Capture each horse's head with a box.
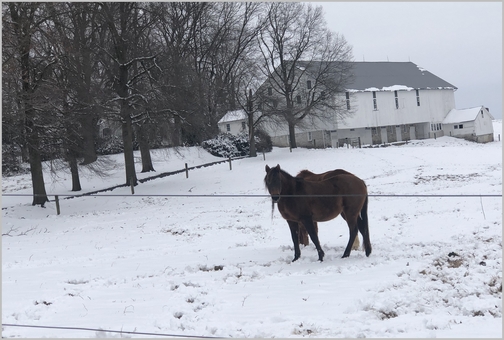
[264,164,282,203]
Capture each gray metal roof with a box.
[345,61,457,91]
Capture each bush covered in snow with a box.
[202,133,249,158]
[202,130,272,158]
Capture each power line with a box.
[1,323,224,339]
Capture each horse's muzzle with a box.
[271,195,280,203]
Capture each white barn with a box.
[443,106,495,143]
[258,61,494,147]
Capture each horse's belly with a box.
[311,203,342,222]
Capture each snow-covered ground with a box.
[2,122,502,338]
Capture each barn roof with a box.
[296,61,457,92]
[346,62,457,92]
[443,106,493,124]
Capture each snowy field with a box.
[2,122,502,338]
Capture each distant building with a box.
[256,61,495,147]
[443,106,495,143]
[217,109,248,135]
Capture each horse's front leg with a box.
[287,221,301,262]
[301,218,325,262]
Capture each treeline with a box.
[2,2,353,206]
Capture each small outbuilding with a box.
[442,106,494,143]
[217,109,247,135]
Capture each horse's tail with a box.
[358,195,372,256]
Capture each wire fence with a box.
[1,323,224,338]
[2,193,502,198]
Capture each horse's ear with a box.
[265,165,270,172]
[275,164,280,170]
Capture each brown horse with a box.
[296,169,361,251]
[265,164,371,262]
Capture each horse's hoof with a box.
[292,256,300,262]
[341,253,350,258]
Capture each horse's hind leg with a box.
[357,196,372,257]
[287,221,302,262]
[298,223,310,246]
[300,218,325,262]
[342,220,359,258]
[298,222,319,246]
[341,211,360,250]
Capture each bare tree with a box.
[46,2,108,190]
[5,3,56,206]
[98,2,160,185]
[258,3,354,148]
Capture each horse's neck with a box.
[280,170,298,194]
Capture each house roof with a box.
[442,106,493,124]
[346,62,457,92]
[218,109,247,124]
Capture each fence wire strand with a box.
[2,193,502,199]
[1,323,224,338]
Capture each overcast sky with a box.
[314,1,502,119]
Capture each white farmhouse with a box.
[217,109,248,135]
[259,61,494,147]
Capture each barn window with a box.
[296,95,302,104]
[307,80,312,89]
[481,110,484,118]
[346,92,351,110]
[372,91,378,110]
[454,125,458,129]
[459,124,463,129]
[394,91,399,109]
[226,124,230,132]
[308,132,313,141]
[416,89,420,106]
[320,91,326,100]
[242,122,246,130]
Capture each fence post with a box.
[55,195,60,215]
[130,178,135,194]
[263,151,265,161]
[358,137,361,148]
[185,163,189,178]
[346,138,349,149]
[228,157,232,170]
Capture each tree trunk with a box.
[248,114,256,157]
[137,123,155,173]
[122,113,138,186]
[288,122,297,149]
[26,104,49,205]
[79,113,98,165]
[27,131,49,206]
[68,152,82,191]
